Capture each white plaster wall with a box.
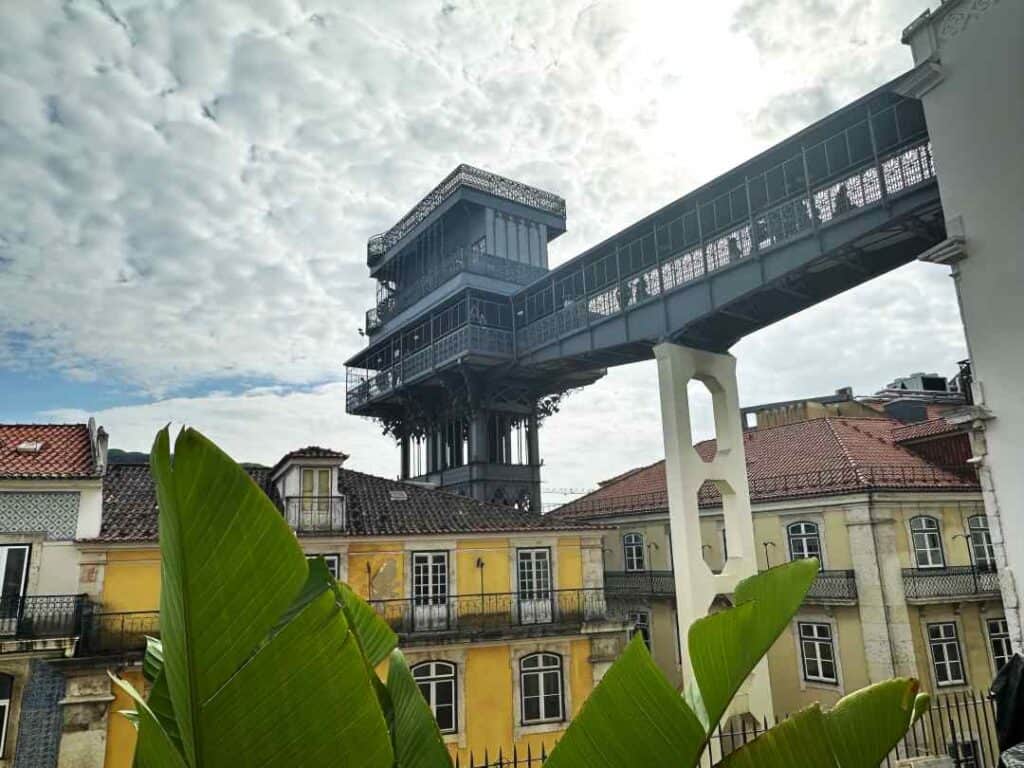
[905,0,1024,648]
[72,483,103,541]
[35,543,82,595]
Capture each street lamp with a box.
[762,541,777,569]
[953,532,979,594]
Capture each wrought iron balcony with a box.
[901,565,1000,603]
[284,496,347,534]
[604,570,676,597]
[366,248,549,336]
[0,594,87,642]
[367,165,566,264]
[805,570,858,604]
[369,588,608,641]
[78,610,160,656]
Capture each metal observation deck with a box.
[346,79,943,415]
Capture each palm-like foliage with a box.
[117,427,927,767]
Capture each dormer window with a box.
[301,468,332,499]
[14,441,44,454]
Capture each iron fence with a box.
[902,566,1001,602]
[369,589,609,639]
[284,496,348,534]
[460,692,1000,767]
[0,594,86,640]
[805,569,858,603]
[79,610,160,656]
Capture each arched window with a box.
[787,522,822,566]
[967,515,995,571]
[623,533,645,572]
[520,653,564,724]
[0,674,11,755]
[910,516,945,569]
[412,661,457,733]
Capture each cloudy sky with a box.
[0,0,963,504]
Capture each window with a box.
[520,653,563,724]
[0,674,9,756]
[305,554,340,580]
[911,516,945,569]
[517,549,553,625]
[988,618,1013,672]
[788,522,822,566]
[412,552,449,631]
[0,545,30,636]
[948,739,979,768]
[628,611,651,651]
[623,533,645,572]
[928,622,966,686]
[798,622,838,684]
[967,515,995,571]
[412,661,457,734]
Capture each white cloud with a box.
[7,0,967,496]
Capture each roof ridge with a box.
[821,418,867,485]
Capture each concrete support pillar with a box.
[653,342,773,721]
[527,410,540,467]
[399,436,410,479]
[469,411,489,465]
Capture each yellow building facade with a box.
[81,448,625,766]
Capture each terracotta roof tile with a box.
[0,424,97,479]
[891,417,961,442]
[553,417,979,520]
[97,460,597,542]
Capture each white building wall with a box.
[903,0,1024,648]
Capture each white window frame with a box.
[0,544,30,600]
[787,521,823,567]
[411,551,450,631]
[0,673,11,757]
[305,553,340,580]
[967,515,995,571]
[519,652,564,725]
[987,617,1013,673]
[516,547,553,625]
[412,661,457,734]
[927,621,966,687]
[623,533,646,572]
[628,610,652,651]
[798,622,838,685]
[910,516,945,569]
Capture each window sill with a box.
[514,720,566,740]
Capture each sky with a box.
[0,0,965,504]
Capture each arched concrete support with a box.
[653,342,774,722]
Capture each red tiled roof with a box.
[269,446,350,477]
[553,417,979,520]
[0,424,97,479]
[891,417,961,443]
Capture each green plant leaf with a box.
[386,649,453,768]
[110,675,187,768]
[689,559,819,731]
[337,581,398,667]
[545,635,706,768]
[717,678,927,768]
[146,426,393,767]
[142,636,164,685]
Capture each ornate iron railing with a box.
[367,248,549,335]
[805,570,858,603]
[79,610,160,655]
[514,128,936,354]
[902,565,1000,602]
[369,588,608,638]
[368,165,566,263]
[0,594,86,640]
[604,570,675,597]
[284,496,347,534]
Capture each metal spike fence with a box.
[459,691,999,767]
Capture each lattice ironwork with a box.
[284,496,347,534]
[368,166,565,263]
[902,565,1001,602]
[0,594,86,640]
[603,570,675,597]
[369,588,608,639]
[805,570,858,603]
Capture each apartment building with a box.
[79,446,625,766]
[553,396,1007,716]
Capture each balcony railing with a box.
[369,589,608,639]
[805,570,858,604]
[604,570,676,597]
[367,165,566,264]
[0,594,86,641]
[79,610,160,655]
[284,496,347,534]
[902,565,1000,602]
[367,248,549,335]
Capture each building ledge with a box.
[0,636,77,657]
